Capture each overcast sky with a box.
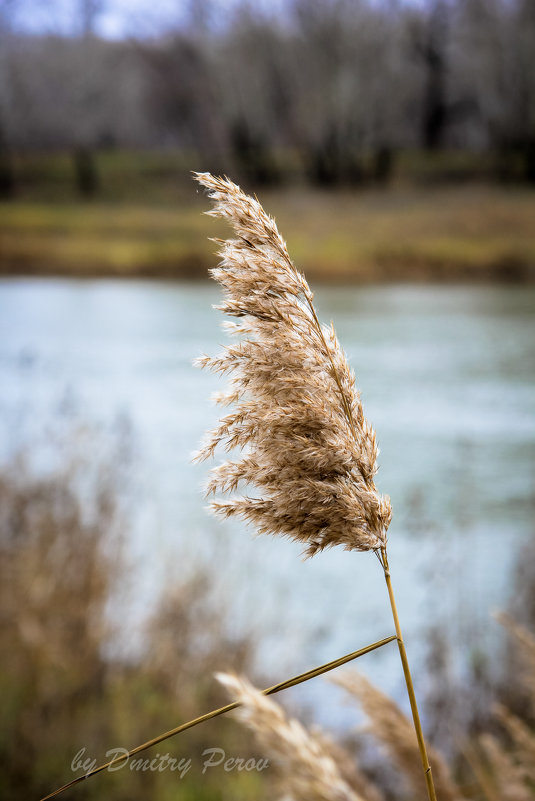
[6,0,427,39]
[5,0,289,38]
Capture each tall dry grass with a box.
[332,672,459,801]
[0,435,269,801]
[218,672,363,801]
[216,614,535,801]
[470,617,535,801]
[192,173,535,801]
[193,171,435,799]
[33,175,535,801]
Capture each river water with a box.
[1,278,534,730]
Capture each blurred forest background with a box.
[1,0,535,279]
[1,2,535,801]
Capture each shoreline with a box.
[1,257,533,283]
[2,184,534,283]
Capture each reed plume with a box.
[474,615,535,798]
[478,735,531,801]
[497,613,535,701]
[217,671,364,801]
[194,172,436,801]
[333,671,459,801]
[193,172,391,556]
[312,728,385,801]
[494,705,535,785]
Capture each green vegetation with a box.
[1,151,534,281]
[1,165,535,281]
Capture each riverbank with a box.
[1,184,534,282]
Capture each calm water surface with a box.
[1,279,534,728]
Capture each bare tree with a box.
[1,0,533,187]
[0,0,18,196]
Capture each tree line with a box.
[1,0,534,196]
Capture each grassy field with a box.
[1,153,535,282]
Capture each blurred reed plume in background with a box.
[0,425,269,801]
[217,672,363,801]
[332,672,458,801]
[2,378,534,801]
[218,613,535,801]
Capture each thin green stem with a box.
[39,634,397,801]
[381,547,437,801]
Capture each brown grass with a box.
[332,671,460,801]
[0,437,267,801]
[218,672,364,801]
[1,184,534,281]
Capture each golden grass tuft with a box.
[217,672,365,801]
[332,671,460,801]
[193,172,391,556]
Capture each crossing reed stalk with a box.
[39,636,396,801]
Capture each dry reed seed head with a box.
[311,728,385,801]
[495,613,535,704]
[216,672,365,801]
[480,734,532,801]
[194,173,391,556]
[332,671,460,801]
[494,703,535,781]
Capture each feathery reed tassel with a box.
[218,672,365,801]
[193,172,391,556]
[332,671,458,801]
[312,729,386,801]
[194,172,437,801]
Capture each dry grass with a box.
[218,672,364,801]
[1,184,534,280]
[0,439,268,801]
[0,201,215,278]
[191,174,535,801]
[312,729,385,801]
[270,185,535,282]
[213,617,535,801]
[5,425,535,801]
[469,617,535,801]
[14,171,535,801]
[332,671,460,801]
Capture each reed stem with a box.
[380,547,437,801]
[39,634,396,801]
